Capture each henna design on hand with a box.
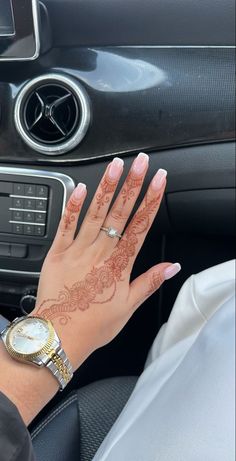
[146,271,163,297]
[96,176,117,211]
[131,271,163,311]
[36,193,161,324]
[121,172,143,206]
[63,195,82,232]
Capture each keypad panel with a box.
[9,183,48,237]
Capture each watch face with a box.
[8,317,50,355]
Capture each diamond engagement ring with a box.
[100,226,122,239]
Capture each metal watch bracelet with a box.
[46,347,74,391]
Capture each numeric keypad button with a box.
[35,226,45,237]
[24,211,35,223]
[25,185,36,196]
[14,183,25,195]
[24,198,36,210]
[12,223,23,234]
[13,198,24,208]
[12,210,23,221]
[36,185,48,198]
[24,225,35,236]
[35,213,46,224]
[35,199,47,211]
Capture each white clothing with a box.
[93,260,235,461]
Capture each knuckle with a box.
[110,208,129,224]
[86,209,103,224]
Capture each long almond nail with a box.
[132,152,149,176]
[108,157,124,180]
[152,169,167,190]
[164,263,181,280]
[74,183,87,200]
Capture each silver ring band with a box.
[100,226,122,239]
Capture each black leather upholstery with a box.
[31,376,138,461]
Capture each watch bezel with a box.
[5,316,56,361]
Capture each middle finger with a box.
[96,152,149,248]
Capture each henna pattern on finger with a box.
[146,271,163,297]
[132,271,163,311]
[36,192,162,324]
[133,271,164,310]
[121,172,143,206]
[62,195,82,233]
[96,175,117,211]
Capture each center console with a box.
[0,167,74,315]
[0,167,74,275]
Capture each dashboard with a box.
[0,0,235,163]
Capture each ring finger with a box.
[76,157,124,247]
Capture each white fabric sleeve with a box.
[93,260,235,461]
[146,259,235,365]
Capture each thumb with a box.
[128,262,181,312]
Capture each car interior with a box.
[0,0,235,460]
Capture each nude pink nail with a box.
[108,157,124,180]
[74,183,86,200]
[164,263,181,280]
[132,152,149,175]
[152,169,167,190]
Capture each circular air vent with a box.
[14,74,90,155]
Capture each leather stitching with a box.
[31,394,78,440]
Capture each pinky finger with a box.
[50,183,87,252]
[128,262,181,312]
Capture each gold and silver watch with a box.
[0,316,73,391]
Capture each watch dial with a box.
[9,318,50,355]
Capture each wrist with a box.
[30,308,92,371]
[0,313,90,425]
[0,341,59,425]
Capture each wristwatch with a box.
[0,316,73,391]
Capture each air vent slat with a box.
[28,113,43,131]
[35,92,45,109]
[14,74,90,156]
[52,92,72,110]
[50,115,68,137]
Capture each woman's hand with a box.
[0,153,181,426]
[33,153,181,369]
